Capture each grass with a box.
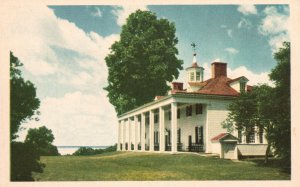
[33,152,290,181]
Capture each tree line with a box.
[10,52,59,181]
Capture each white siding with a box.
[211,142,221,155]
[206,100,232,153]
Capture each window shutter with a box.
[195,126,199,144]
[199,126,203,144]
[186,106,189,116]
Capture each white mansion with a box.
[116,53,267,159]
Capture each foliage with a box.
[104,10,183,115]
[25,126,60,156]
[10,51,40,141]
[33,152,290,181]
[268,42,290,162]
[72,144,117,156]
[222,85,274,162]
[222,42,290,164]
[11,142,45,181]
[10,52,44,181]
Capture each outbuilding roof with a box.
[211,133,239,142]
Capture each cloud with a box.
[91,7,102,18]
[258,6,289,53]
[237,5,258,15]
[237,18,252,29]
[268,33,289,53]
[112,4,148,26]
[5,4,120,146]
[258,6,289,35]
[18,91,118,146]
[227,29,233,38]
[220,25,233,38]
[225,48,239,55]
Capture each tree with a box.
[222,85,274,163]
[25,126,60,156]
[104,10,183,115]
[10,52,44,181]
[10,52,40,141]
[11,142,44,181]
[268,42,290,162]
[222,42,290,164]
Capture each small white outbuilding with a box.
[211,133,239,159]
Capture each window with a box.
[196,72,200,81]
[196,104,203,114]
[168,111,171,120]
[154,114,158,123]
[240,82,246,93]
[190,72,195,81]
[238,130,242,143]
[199,126,203,144]
[195,126,203,144]
[154,131,159,144]
[177,109,180,119]
[246,127,255,143]
[259,127,264,144]
[186,105,192,117]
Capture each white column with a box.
[159,107,165,152]
[117,121,121,151]
[141,113,146,151]
[128,118,132,151]
[134,116,138,151]
[171,102,178,153]
[242,130,246,144]
[263,129,267,144]
[149,110,154,152]
[122,120,126,151]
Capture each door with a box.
[223,143,236,159]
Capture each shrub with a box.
[11,142,44,181]
[73,144,117,156]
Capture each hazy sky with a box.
[7,4,289,146]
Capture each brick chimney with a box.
[172,82,183,91]
[211,62,227,78]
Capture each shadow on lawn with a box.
[242,157,291,174]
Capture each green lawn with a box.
[33,152,290,181]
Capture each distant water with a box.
[57,146,109,155]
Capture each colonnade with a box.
[117,103,178,153]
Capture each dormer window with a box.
[240,82,246,93]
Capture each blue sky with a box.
[6,4,289,146]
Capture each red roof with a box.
[211,133,228,142]
[211,133,239,142]
[196,76,239,96]
[188,82,206,87]
[186,62,203,69]
[191,62,199,68]
[172,76,240,97]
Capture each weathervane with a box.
[191,42,197,55]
